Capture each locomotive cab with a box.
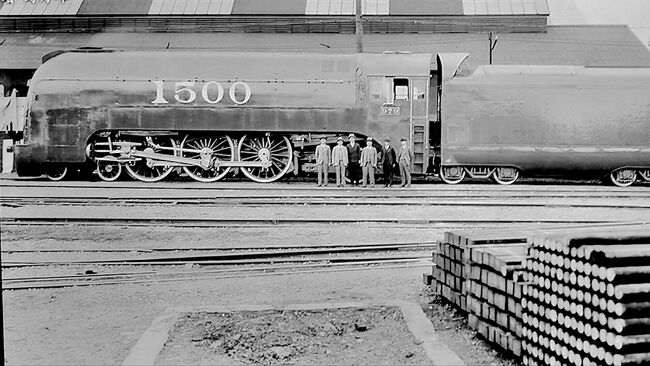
[358,53,432,175]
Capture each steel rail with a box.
[2,197,650,209]
[2,253,431,268]
[0,241,437,254]
[1,259,431,291]
[0,218,620,228]
[2,180,649,191]
[1,244,434,266]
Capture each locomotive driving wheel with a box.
[491,167,520,185]
[45,165,68,181]
[125,136,177,182]
[96,158,122,182]
[440,166,466,184]
[237,134,293,183]
[610,169,637,187]
[181,135,235,182]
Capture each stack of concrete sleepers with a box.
[521,224,650,366]
[466,244,528,357]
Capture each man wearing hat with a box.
[379,137,396,187]
[360,137,378,188]
[346,134,362,186]
[314,137,331,187]
[398,137,414,187]
[331,136,348,187]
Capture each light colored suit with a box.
[398,145,414,186]
[315,143,331,186]
[360,146,377,187]
[331,144,348,186]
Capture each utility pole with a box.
[355,0,363,53]
[489,32,498,65]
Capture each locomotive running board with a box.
[131,151,265,168]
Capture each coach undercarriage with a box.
[78,131,294,183]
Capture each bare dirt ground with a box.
[422,289,518,366]
[2,178,648,365]
[2,267,431,365]
[157,307,430,365]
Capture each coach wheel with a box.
[96,159,122,182]
[610,169,636,187]
[237,134,293,183]
[492,167,520,185]
[125,137,177,182]
[45,165,68,181]
[181,135,234,182]
[440,166,465,184]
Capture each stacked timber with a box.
[521,226,650,366]
[433,228,535,312]
[466,244,528,357]
[432,238,467,310]
[432,228,530,356]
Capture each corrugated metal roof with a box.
[147,0,234,15]
[305,0,388,15]
[0,0,84,16]
[390,0,463,15]
[1,25,647,69]
[0,0,550,15]
[462,0,549,15]
[77,0,153,15]
[232,0,306,15]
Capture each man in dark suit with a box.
[379,137,396,187]
[346,134,362,186]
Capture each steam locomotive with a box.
[14,50,650,186]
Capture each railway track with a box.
[3,179,649,190]
[1,241,436,253]
[2,242,435,267]
[1,261,431,290]
[2,242,434,290]
[2,197,650,209]
[0,217,627,227]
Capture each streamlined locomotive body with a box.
[14,50,650,185]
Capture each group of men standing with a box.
[314,134,414,188]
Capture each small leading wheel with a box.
[181,135,235,182]
[237,134,293,183]
[492,167,520,185]
[45,165,68,181]
[440,166,466,184]
[96,159,122,182]
[610,169,637,187]
[125,137,177,182]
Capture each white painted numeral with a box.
[201,81,224,104]
[229,82,252,105]
[151,80,169,104]
[174,82,197,104]
[152,81,251,105]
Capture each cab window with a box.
[393,78,409,101]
